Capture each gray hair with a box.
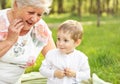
[13,0,52,14]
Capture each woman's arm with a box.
[0,19,24,57]
[0,40,13,57]
[41,36,56,56]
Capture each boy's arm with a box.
[75,57,90,82]
[39,59,55,78]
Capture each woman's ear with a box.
[13,1,18,10]
[75,39,81,47]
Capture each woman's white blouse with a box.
[0,9,51,84]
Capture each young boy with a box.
[39,20,90,84]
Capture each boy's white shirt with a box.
[40,48,90,84]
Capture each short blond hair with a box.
[13,0,52,14]
[58,20,83,41]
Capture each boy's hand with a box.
[64,68,76,78]
[54,69,65,79]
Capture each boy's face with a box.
[56,31,77,54]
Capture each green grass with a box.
[25,14,120,84]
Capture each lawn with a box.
[25,14,120,84]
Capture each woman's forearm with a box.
[41,37,56,56]
[0,40,13,57]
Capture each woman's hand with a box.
[7,19,24,44]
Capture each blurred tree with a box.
[71,0,76,14]
[89,0,93,13]
[0,0,6,9]
[89,0,98,14]
[57,0,64,13]
[113,0,119,14]
[77,0,82,17]
[51,0,56,13]
[106,0,110,15]
[97,0,101,27]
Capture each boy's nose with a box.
[59,41,64,45]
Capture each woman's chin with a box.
[23,25,33,30]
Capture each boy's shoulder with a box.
[74,49,88,59]
[46,48,59,57]
[47,48,58,53]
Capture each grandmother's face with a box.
[14,5,44,30]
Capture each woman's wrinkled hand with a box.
[7,19,24,44]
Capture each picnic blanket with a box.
[21,72,112,84]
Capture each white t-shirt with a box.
[40,49,90,84]
[0,9,51,84]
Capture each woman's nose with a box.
[31,15,39,22]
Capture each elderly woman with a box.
[0,0,55,84]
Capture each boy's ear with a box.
[75,39,81,47]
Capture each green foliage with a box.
[25,54,44,73]
[6,0,12,8]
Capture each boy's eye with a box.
[64,39,68,42]
[57,38,60,41]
